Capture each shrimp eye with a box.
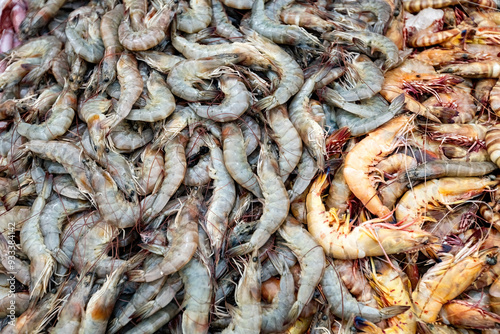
[252,257,258,262]
[393,9,400,16]
[105,147,110,153]
[416,74,421,78]
[94,145,98,152]
[0,88,3,93]
[103,77,109,82]
[322,315,328,321]
[69,77,74,82]
[487,255,497,266]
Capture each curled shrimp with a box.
[344,114,414,218]
[99,4,124,89]
[307,174,439,259]
[65,6,105,63]
[177,0,212,34]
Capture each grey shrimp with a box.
[167,53,244,102]
[53,175,87,200]
[180,254,213,333]
[288,150,318,202]
[177,0,212,34]
[250,0,322,48]
[49,273,94,334]
[0,233,30,286]
[134,275,184,320]
[83,159,140,229]
[135,51,185,74]
[245,29,304,111]
[211,0,245,41]
[222,122,262,197]
[129,191,200,282]
[107,255,168,334]
[267,106,302,182]
[39,197,91,267]
[16,84,77,141]
[143,132,187,220]
[321,261,408,322]
[108,122,154,153]
[227,142,289,257]
[289,64,331,170]
[135,144,165,196]
[189,72,252,122]
[241,115,261,156]
[222,250,262,334]
[261,254,295,333]
[123,301,182,334]
[204,133,236,256]
[279,216,325,323]
[126,71,176,122]
[101,52,143,130]
[19,174,55,305]
[99,4,124,90]
[65,6,105,63]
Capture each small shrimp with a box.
[245,29,304,111]
[143,132,187,220]
[440,300,500,329]
[222,122,262,197]
[83,159,140,229]
[227,142,289,257]
[211,0,245,40]
[412,246,498,323]
[16,84,76,141]
[49,273,94,334]
[241,115,261,156]
[180,255,213,334]
[204,133,236,256]
[399,161,498,182]
[99,4,124,90]
[19,174,55,305]
[396,177,498,226]
[280,4,333,33]
[222,251,262,334]
[412,47,475,66]
[321,261,408,323]
[119,0,176,51]
[129,191,200,282]
[440,60,500,78]
[51,51,70,87]
[307,174,439,259]
[135,51,185,74]
[279,216,325,324]
[344,114,414,218]
[65,6,105,63]
[101,52,143,130]
[189,72,252,122]
[250,0,322,48]
[109,122,154,153]
[126,71,176,122]
[177,0,212,34]
[167,53,243,102]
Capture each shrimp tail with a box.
[127,269,146,282]
[380,305,410,318]
[30,256,56,307]
[139,243,167,255]
[286,302,304,325]
[226,242,253,257]
[134,300,154,320]
[388,93,405,114]
[53,248,72,268]
[254,95,277,111]
[354,316,383,333]
[1,192,19,210]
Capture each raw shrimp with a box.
[279,216,325,324]
[126,71,176,122]
[344,114,414,218]
[177,0,212,34]
[440,60,500,78]
[241,115,261,156]
[222,122,262,197]
[307,174,439,259]
[288,149,317,202]
[321,261,408,322]
[101,52,143,130]
[204,133,236,255]
[227,143,289,257]
[245,28,304,111]
[19,174,55,305]
[129,192,200,282]
[400,161,498,181]
[440,300,500,329]
[211,0,245,40]
[395,177,499,226]
[222,251,262,334]
[0,233,30,286]
[180,255,213,334]
[16,84,76,141]
[83,159,140,229]
[108,122,154,152]
[133,275,183,320]
[65,6,105,63]
[122,302,182,334]
[412,246,499,323]
[99,4,124,90]
[189,72,252,122]
[135,144,164,196]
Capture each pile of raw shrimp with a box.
[5,0,500,332]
